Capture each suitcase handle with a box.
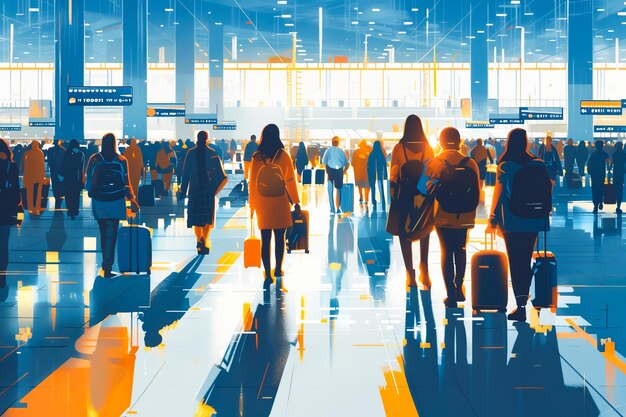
[484,230,496,251]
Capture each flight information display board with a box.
[0,124,21,131]
[489,114,524,125]
[580,100,622,115]
[465,121,494,129]
[519,107,563,120]
[29,118,55,127]
[147,103,186,118]
[213,122,237,131]
[594,126,626,133]
[185,114,218,124]
[68,86,133,106]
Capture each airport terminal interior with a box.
[1,0,626,416]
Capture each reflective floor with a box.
[0,176,625,417]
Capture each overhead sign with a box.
[580,100,622,115]
[594,125,626,133]
[489,114,524,125]
[465,121,494,129]
[519,107,563,120]
[29,118,55,127]
[185,114,218,125]
[213,121,237,131]
[0,124,21,131]
[147,103,186,118]
[68,86,133,106]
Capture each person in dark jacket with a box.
[367,140,388,210]
[0,139,22,287]
[243,135,258,181]
[537,135,563,188]
[575,141,589,178]
[180,131,228,255]
[59,140,85,219]
[48,140,66,209]
[586,141,610,214]
[612,142,626,213]
[563,138,576,178]
[295,141,309,182]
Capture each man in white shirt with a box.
[322,136,349,213]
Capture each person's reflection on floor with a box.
[46,210,67,252]
[358,212,392,303]
[439,309,471,416]
[139,256,204,347]
[199,288,292,417]
[0,286,18,415]
[403,288,440,416]
[327,216,354,318]
[506,323,600,417]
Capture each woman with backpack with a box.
[0,138,23,288]
[59,140,85,219]
[486,128,551,322]
[423,127,480,308]
[386,114,435,289]
[249,124,301,283]
[180,131,228,255]
[86,133,139,278]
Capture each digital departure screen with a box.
[580,100,622,115]
[67,86,133,106]
[519,107,563,120]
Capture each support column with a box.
[470,0,489,121]
[123,0,148,140]
[567,0,593,140]
[55,0,84,141]
[176,0,195,141]
[209,23,224,117]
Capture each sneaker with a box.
[600,203,604,210]
[336,208,342,214]
[507,306,527,322]
[103,270,118,278]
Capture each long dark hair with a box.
[101,132,119,160]
[400,114,428,144]
[499,128,535,164]
[255,124,284,160]
[0,138,13,163]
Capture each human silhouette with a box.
[563,138,576,178]
[387,114,435,289]
[47,139,66,209]
[470,138,494,189]
[367,140,387,209]
[249,124,301,282]
[86,133,139,277]
[612,142,626,213]
[21,140,46,216]
[179,131,228,255]
[294,141,309,182]
[59,140,85,219]
[322,136,349,214]
[123,138,145,196]
[0,139,22,287]
[538,135,563,188]
[242,134,258,180]
[575,140,589,178]
[153,141,177,195]
[352,140,372,205]
[487,128,551,321]
[586,140,610,214]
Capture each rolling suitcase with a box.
[315,169,325,185]
[604,181,616,205]
[138,183,155,207]
[566,172,582,189]
[531,231,558,312]
[287,208,309,253]
[20,181,50,211]
[302,168,312,185]
[117,220,152,275]
[244,218,261,268]
[340,183,355,213]
[471,233,508,312]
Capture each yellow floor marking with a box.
[222,207,249,230]
[564,318,626,375]
[209,252,241,284]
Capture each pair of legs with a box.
[436,227,468,307]
[590,176,605,212]
[193,225,213,254]
[0,225,11,287]
[370,179,386,207]
[357,186,370,203]
[51,175,64,209]
[399,234,430,288]
[326,181,342,212]
[65,185,81,218]
[503,232,538,321]
[98,219,120,277]
[575,159,586,177]
[243,161,251,181]
[24,181,43,215]
[616,179,624,212]
[260,228,286,279]
[162,173,173,193]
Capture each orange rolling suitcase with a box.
[244,217,262,268]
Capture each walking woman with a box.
[86,133,139,278]
[295,141,309,182]
[367,140,388,209]
[0,139,22,288]
[154,141,177,195]
[249,124,301,282]
[487,128,551,322]
[387,114,435,288]
[352,140,372,204]
[180,131,228,255]
[59,140,85,219]
[21,140,46,216]
[575,140,589,178]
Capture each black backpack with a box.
[435,157,479,217]
[509,160,552,218]
[89,153,126,202]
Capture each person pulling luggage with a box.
[322,137,349,214]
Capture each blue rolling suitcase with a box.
[302,168,312,185]
[471,233,508,312]
[315,169,325,185]
[117,221,152,275]
[531,231,557,312]
[340,183,355,213]
[138,183,155,207]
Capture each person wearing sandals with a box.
[180,131,228,255]
[249,124,301,283]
